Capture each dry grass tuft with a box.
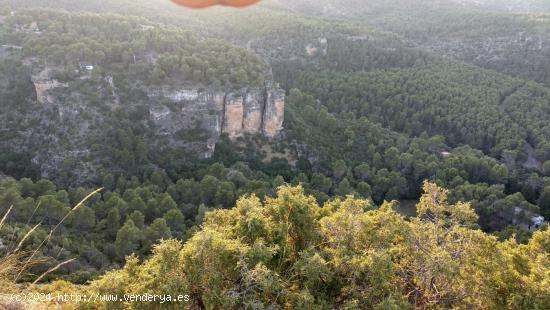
[0,188,103,308]
[15,188,103,281]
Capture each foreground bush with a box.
[91,182,549,309]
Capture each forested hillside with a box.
[279,0,550,88]
[12,0,550,87]
[0,9,272,182]
[0,1,549,308]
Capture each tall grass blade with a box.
[14,222,41,253]
[31,258,76,285]
[0,205,13,231]
[15,188,103,281]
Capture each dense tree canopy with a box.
[1,9,269,88]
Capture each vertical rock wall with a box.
[262,88,285,138]
[221,84,285,139]
[223,93,245,139]
[243,89,264,134]
[145,83,285,157]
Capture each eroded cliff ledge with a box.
[222,83,285,139]
[147,83,285,157]
[24,66,285,182]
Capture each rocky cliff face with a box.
[147,83,285,157]
[222,85,285,139]
[19,67,285,182]
[262,87,285,138]
[31,68,68,104]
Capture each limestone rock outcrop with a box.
[243,89,264,134]
[262,86,285,138]
[24,67,285,182]
[223,92,245,138]
[147,83,285,157]
[221,84,286,139]
[31,68,68,104]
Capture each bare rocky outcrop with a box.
[221,85,286,139]
[147,88,200,101]
[223,92,245,138]
[31,68,68,104]
[24,66,285,181]
[243,89,264,134]
[33,80,68,104]
[147,83,285,157]
[262,86,285,138]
